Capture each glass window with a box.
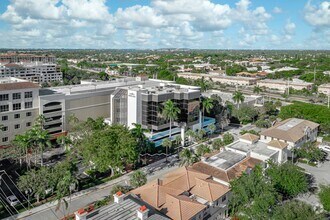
[14,124,20,129]
[13,103,21,111]
[2,137,8,143]
[1,115,8,121]
[25,102,33,109]
[26,122,31,127]
[0,105,9,112]
[1,126,8,131]
[13,93,21,100]
[24,91,33,98]
[14,114,20,119]
[26,112,32,117]
[0,94,9,101]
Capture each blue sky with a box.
[0,0,329,49]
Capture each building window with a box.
[25,91,33,98]
[26,122,31,127]
[2,137,8,143]
[222,195,227,202]
[1,126,8,132]
[13,103,21,111]
[14,114,20,119]
[26,112,32,117]
[0,94,9,101]
[0,105,9,112]
[1,115,8,121]
[25,102,33,109]
[13,93,21,100]
[14,124,20,129]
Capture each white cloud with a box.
[284,20,296,35]
[273,7,282,14]
[304,1,330,27]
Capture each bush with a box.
[130,171,147,188]
[223,133,234,145]
[110,184,132,196]
[212,139,224,150]
[239,129,259,136]
[318,185,330,212]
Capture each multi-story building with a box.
[260,118,319,154]
[0,77,40,145]
[257,79,313,93]
[1,77,207,147]
[178,72,258,86]
[0,62,62,83]
[0,53,56,64]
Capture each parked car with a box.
[319,145,330,152]
[6,195,19,206]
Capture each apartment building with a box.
[0,77,40,145]
[0,62,62,83]
[0,53,56,64]
[260,118,319,152]
[257,79,313,93]
[318,83,330,95]
[178,72,258,86]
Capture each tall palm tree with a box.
[131,123,149,163]
[12,133,31,167]
[201,97,214,128]
[31,127,51,166]
[232,91,245,109]
[162,138,172,162]
[185,129,196,144]
[162,100,181,139]
[253,86,262,94]
[179,148,198,166]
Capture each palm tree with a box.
[131,123,149,163]
[208,124,216,136]
[253,86,262,94]
[179,148,198,166]
[162,138,172,162]
[31,127,51,166]
[162,100,181,139]
[201,97,214,128]
[12,133,31,167]
[232,91,245,109]
[185,129,196,145]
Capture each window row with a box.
[1,112,32,121]
[1,122,32,132]
[0,102,33,112]
[0,91,33,101]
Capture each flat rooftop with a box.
[228,141,277,157]
[86,194,169,220]
[205,150,245,171]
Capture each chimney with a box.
[75,208,88,220]
[137,205,149,220]
[113,191,125,203]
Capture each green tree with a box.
[196,144,211,157]
[30,126,51,166]
[131,123,149,162]
[110,184,131,196]
[318,185,330,212]
[80,124,138,174]
[55,170,78,211]
[56,135,72,151]
[201,97,214,127]
[130,170,147,188]
[229,165,278,219]
[253,86,262,94]
[232,105,258,124]
[266,162,308,198]
[272,200,324,220]
[223,133,234,145]
[294,142,326,162]
[12,133,31,167]
[185,129,196,144]
[212,139,224,150]
[208,124,216,135]
[232,91,245,109]
[162,100,181,139]
[162,138,172,162]
[179,148,198,166]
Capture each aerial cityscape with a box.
[0,0,330,220]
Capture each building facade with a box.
[257,79,313,93]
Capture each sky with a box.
[0,0,329,49]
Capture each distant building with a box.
[0,78,40,145]
[260,118,319,152]
[178,73,258,86]
[257,79,313,92]
[318,84,330,95]
[0,62,62,83]
[0,53,56,64]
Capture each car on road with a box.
[319,145,330,153]
[6,195,19,206]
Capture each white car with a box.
[319,145,330,152]
[6,195,19,207]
